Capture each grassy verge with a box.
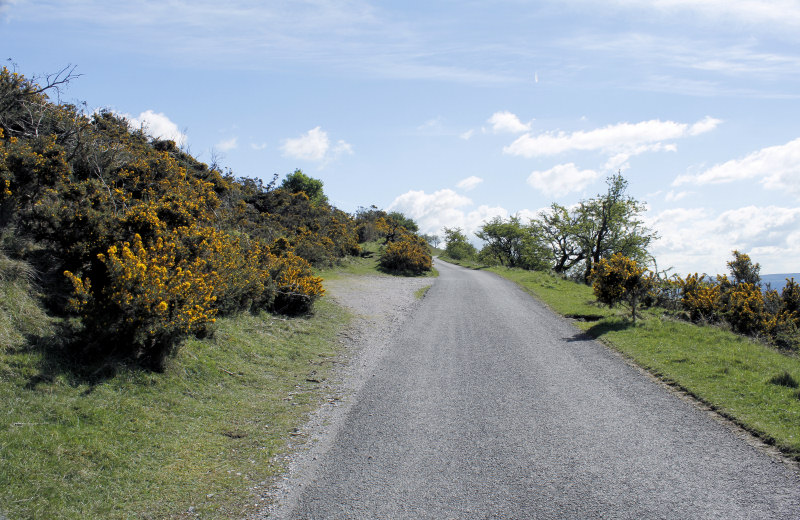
[488,266,800,460]
[320,240,438,280]
[0,297,350,519]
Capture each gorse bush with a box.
[0,66,350,366]
[379,234,432,275]
[590,253,652,322]
[588,250,799,349]
[680,273,721,322]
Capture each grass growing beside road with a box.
[0,299,350,519]
[320,240,438,280]
[2,243,438,519]
[490,266,800,460]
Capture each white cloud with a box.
[456,176,483,191]
[216,136,238,152]
[281,126,353,163]
[387,189,509,238]
[487,111,531,134]
[648,205,800,274]
[250,142,269,150]
[460,129,475,140]
[504,116,720,158]
[128,110,186,145]
[527,163,600,196]
[665,190,692,202]
[674,137,800,198]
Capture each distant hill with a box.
[761,273,800,291]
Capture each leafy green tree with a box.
[576,173,655,282]
[354,205,387,243]
[280,169,327,205]
[530,204,585,274]
[443,227,477,260]
[476,216,527,267]
[387,211,419,233]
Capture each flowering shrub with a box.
[64,230,218,364]
[270,251,324,314]
[783,278,800,315]
[291,228,337,266]
[0,67,353,367]
[672,260,800,349]
[591,253,651,322]
[378,234,432,275]
[724,282,766,335]
[680,273,721,322]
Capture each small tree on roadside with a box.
[591,253,652,323]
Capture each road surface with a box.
[268,259,800,519]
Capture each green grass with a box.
[0,298,351,519]
[490,266,800,459]
[0,241,438,519]
[320,240,438,280]
[414,284,432,300]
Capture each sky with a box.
[1,0,799,276]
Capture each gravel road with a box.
[257,259,800,519]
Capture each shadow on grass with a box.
[376,265,435,277]
[566,318,636,342]
[586,319,636,338]
[15,323,168,392]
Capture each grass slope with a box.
[489,266,800,459]
[1,295,349,519]
[1,244,437,519]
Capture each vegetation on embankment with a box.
[0,65,432,519]
[0,293,350,519]
[488,266,800,460]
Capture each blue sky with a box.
[2,0,799,275]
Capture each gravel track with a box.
[254,260,800,519]
[251,273,432,519]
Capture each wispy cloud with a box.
[216,136,238,152]
[20,0,523,85]
[599,0,800,31]
[281,126,353,164]
[456,176,483,191]
[504,117,719,159]
[674,137,800,198]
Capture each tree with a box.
[387,211,419,233]
[727,250,761,287]
[476,216,525,267]
[280,169,327,205]
[576,173,655,282]
[532,203,585,275]
[380,211,419,244]
[443,227,477,260]
[422,233,441,248]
